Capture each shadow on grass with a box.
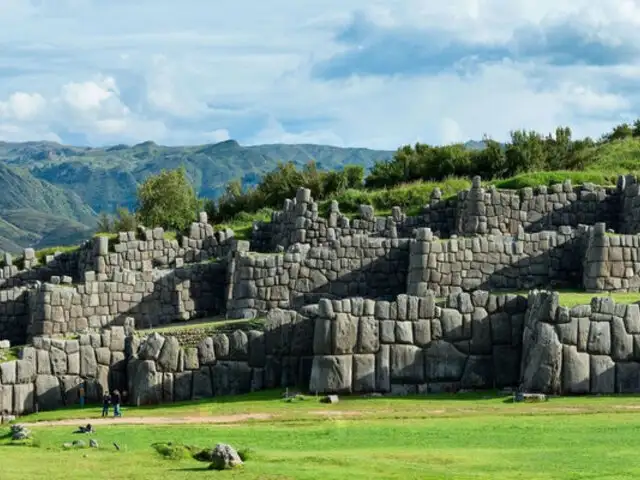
[169,467,210,473]
[20,389,529,423]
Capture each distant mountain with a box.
[0,138,491,253]
[0,162,97,253]
[0,140,395,215]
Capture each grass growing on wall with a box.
[500,289,640,307]
[136,317,266,335]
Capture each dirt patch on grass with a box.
[22,413,275,427]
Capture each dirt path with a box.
[21,410,365,427]
[22,413,275,427]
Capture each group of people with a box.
[102,390,123,417]
[77,383,124,417]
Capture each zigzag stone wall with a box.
[27,262,227,338]
[226,236,409,320]
[252,178,622,254]
[407,227,586,297]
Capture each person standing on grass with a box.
[79,383,85,408]
[101,393,110,417]
[112,390,122,417]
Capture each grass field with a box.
[4,390,640,479]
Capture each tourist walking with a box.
[112,390,122,417]
[101,393,110,417]
[78,383,85,408]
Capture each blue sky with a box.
[0,0,638,149]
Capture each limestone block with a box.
[309,355,353,394]
[157,336,181,372]
[357,317,379,354]
[460,355,493,389]
[333,313,358,355]
[423,341,467,382]
[390,344,424,383]
[375,345,390,392]
[197,337,216,365]
[353,354,376,392]
[590,355,615,394]
[562,345,589,394]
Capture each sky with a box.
[0,0,638,149]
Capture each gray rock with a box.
[460,355,493,389]
[127,359,162,406]
[440,309,464,341]
[616,362,640,393]
[375,345,390,392]
[587,322,611,355]
[212,334,230,359]
[309,355,352,394]
[333,313,358,355]
[561,346,589,394]
[423,341,467,381]
[390,345,424,383]
[353,354,376,392]
[157,336,181,372]
[35,375,63,411]
[611,317,634,361]
[357,317,379,354]
[197,337,216,365]
[229,330,249,360]
[209,443,243,470]
[590,355,615,393]
[139,333,165,361]
[520,320,562,394]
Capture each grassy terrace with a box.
[5,390,640,479]
[135,316,266,336]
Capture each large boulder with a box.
[208,444,243,470]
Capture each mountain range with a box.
[0,139,401,253]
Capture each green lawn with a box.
[497,289,640,307]
[5,391,640,479]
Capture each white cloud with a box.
[0,92,46,120]
[206,129,231,143]
[0,1,638,148]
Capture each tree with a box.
[343,164,365,189]
[136,167,199,231]
[96,212,113,233]
[113,207,137,232]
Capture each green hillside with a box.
[0,139,393,252]
[0,163,97,253]
[0,140,394,214]
[1,126,640,255]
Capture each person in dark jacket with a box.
[112,390,122,417]
[101,394,110,417]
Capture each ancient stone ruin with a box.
[2,175,640,415]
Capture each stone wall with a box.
[309,291,526,394]
[0,326,129,415]
[128,308,313,406]
[457,178,619,236]
[521,290,640,394]
[407,227,586,297]
[252,180,622,255]
[226,235,410,319]
[582,224,640,292]
[82,221,234,277]
[27,261,227,338]
[619,175,640,234]
[0,308,313,415]
[0,287,31,346]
